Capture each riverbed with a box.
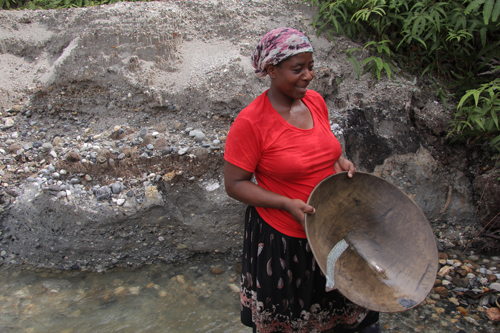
[1,252,499,333]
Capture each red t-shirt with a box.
[224,90,342,238]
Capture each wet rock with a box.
[211,267,224,274]
[228,283,239,293]
[485,307,500,322]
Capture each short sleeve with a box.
[224,116,262,173]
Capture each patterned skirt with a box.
[240,206,379,333]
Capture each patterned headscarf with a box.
[251,27,313,77]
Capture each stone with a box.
[7,144,22,154]
[438,265,454,277]
[52,136,62,146]
[489,282,500,292]
[211,267,224,274]
[139,128,147,137]
[434,286,449,296]
[111,182,123,194]
[94,186,111,201]
[42,143,53,150]
[228,283,240,293]
[485,307,500,322]
[3,118,14,128]
[160,146,172,155]
[438,252,449,260]
[65,152,81,163]
[194,131,206,142]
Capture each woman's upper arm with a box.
[224,161,253,196]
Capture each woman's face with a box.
[268,52,314,101]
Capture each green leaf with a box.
[383,62,392,79]
[484,0,494,24]
[493,1,500,22]
[465,0,486,14]
[480,27,487,47]
[492,109,499,129]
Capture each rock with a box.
[94,186,111,201]
[211,267,224,274]
[457,306,468,316]
[42,143,53,150]
[114,286,126,295]
[139,128,147,138]
[52,136,62,146]
[3,118,14,128]
[65,152,81,163]
[194,131,206,142]
[228,283,240,293]
[468,255,480,261]
[206,183,220,191]
[160,146,172,156]
[111,182,123,194]
[85,174,92,182]
[438,265,454,277]
[485,307,500,322]
[33,141,42,148]
[489,282,500,292]
[175,275,185,284]
[9,104,22,113]
[433,286,449,296]
[7,144,22,154]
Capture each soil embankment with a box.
[0,1,494,272]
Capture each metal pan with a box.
[305,172,438,312]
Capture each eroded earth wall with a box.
[0,1,480,270]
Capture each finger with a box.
[304,205,315,214]
[348,164,356,178]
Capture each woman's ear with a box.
[266,64,277,79]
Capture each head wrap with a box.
[251,27,313,77]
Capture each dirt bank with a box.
[0,1,496,271]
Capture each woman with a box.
[224,27,380,333]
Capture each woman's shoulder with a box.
[304,89,325,103]
[237,92,268,119]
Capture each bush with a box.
[307,0,500,160]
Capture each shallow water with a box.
[0,254,248,333]
[1,252,498,333]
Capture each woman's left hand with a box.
[334,157,356,178]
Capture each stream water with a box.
[0,253,247,333]
[1,252,498,333]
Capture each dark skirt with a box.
[240,206,379,333]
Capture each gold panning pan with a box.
[305,172,438,313]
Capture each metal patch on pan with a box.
[325,239,348,291]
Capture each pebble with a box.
[111,182,123,194]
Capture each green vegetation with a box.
[307,0,500,169]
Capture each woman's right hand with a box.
[283,198,315,229]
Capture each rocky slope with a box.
[0,1,496,272]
